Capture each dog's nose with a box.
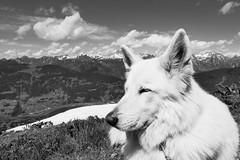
[105,111,118,126]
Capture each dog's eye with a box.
[139,88,152,94]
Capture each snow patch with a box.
[7,103,116,132]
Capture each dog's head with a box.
[106,29,194,131]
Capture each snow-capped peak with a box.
[194,50,225,61]
[56,54,80,60]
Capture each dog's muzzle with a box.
[105,111,118,127]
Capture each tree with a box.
[11,101,23,116]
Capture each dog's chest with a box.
[124,148,167,160]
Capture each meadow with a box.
[0,88,239,160]
[0,117,123,160]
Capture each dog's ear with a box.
[121,45,142,71]
[163,29,193,76]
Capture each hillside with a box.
[194,67,240,92]
[0,59,124,132]
[1,54,240,132]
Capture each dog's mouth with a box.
[116,118,153,131]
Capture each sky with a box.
[0,0,240,59]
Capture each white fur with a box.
[107,29,239,160]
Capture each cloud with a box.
[0,41,84,59]
[33,12,112,41]
[0,39,8,43]
[0,24,18,31]
[16,24,31,36]
[80,41,88,46]
[86,45,117,57]
[224,52,240,58]
[62,3,79,15]
[32,42,82,58]
[47,42,69,50]
[0,6,15,12]
[1,49,32,59]
[32,50,44,57]
[35,7,55,16]
[112,30,171,49]
[142,34,171,48]
[219,1,240,14]
[88,34,114,40]
[238,32,240,36]
[17,15,46,23]
[43,42,69,56]
[113,30,145,47]
[112,29,234,55]
[64,46,82,56]
[190,39,231,50]
[0,39,37,47]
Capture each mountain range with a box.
[192,50,240,72]
[8,50,240,75]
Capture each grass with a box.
[0,116,123,160]
[1,116,240,160]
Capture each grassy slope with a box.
[0,117,123,160]
[0,92,240,160]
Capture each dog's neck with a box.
[123,128,172,160]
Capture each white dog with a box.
[105,29,239,160]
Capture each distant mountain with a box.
[192,50,240,72]
[15,55,126,79]
[0,61,124,118]
[1,54,240,131]
[0,51,240,117]
[14,50,240,75]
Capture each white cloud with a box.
[47,42,69,50]
[4,49,16,55]
[16,24,31,36]
[30,42,69,57]
[64,46,82,56]
[45,42,69,56]
[62,3,79,15]
[219,1,240,14]
[35,7,55,16]
[142,34,171,48]
[32,50,44,57]
[17,15,46,24]
[80,41,88,46]
[88,34,114,40]
[1,49,32,59]
[224,52,240,58]
[18,49,32,57]
[0,6,15,12]
[112,30,171,49]
[113,30,145,47]
[191,39,230,50]
[33,12,111,41]
[31,42,82,58]
[238,32,240,37]
[6,41,36,47]
[0,24,17,31]
[48,48,63,55]
[85,45,118,57]
[0,39,8,43]
[0,39,37,47]
[1,41,85,59]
